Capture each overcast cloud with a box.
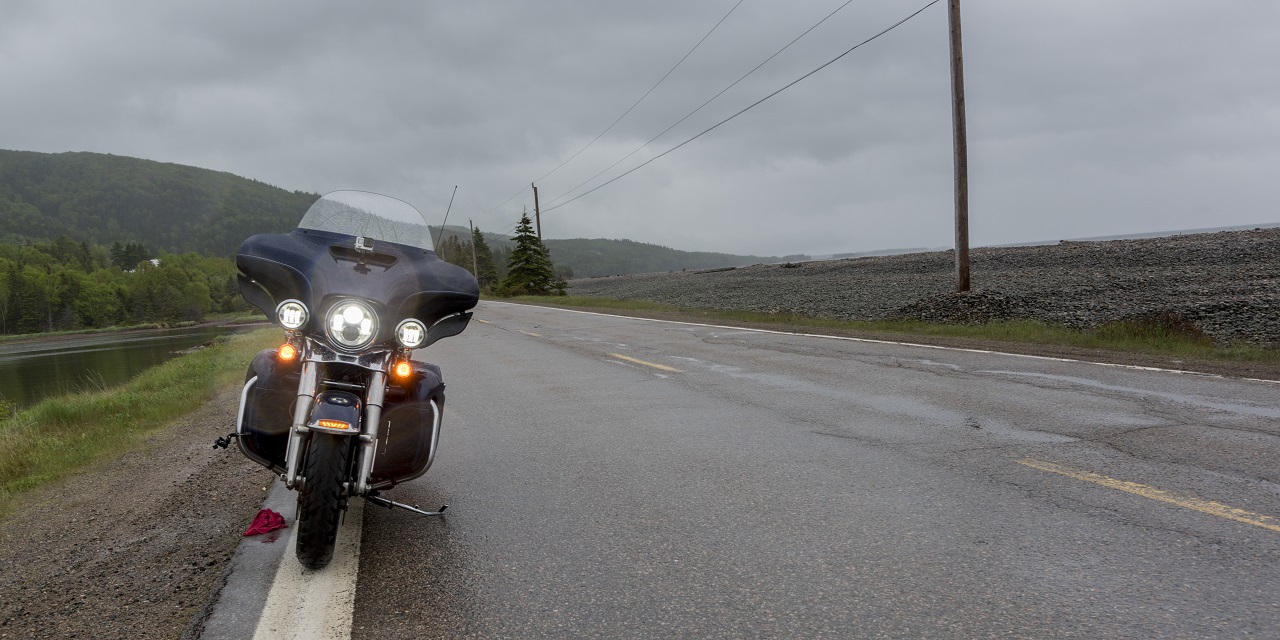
[2,1,1277,256]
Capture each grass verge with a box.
[501,295,1280,366]
[0,327,279,514]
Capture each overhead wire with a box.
[475,0,744,221]
[544,0,861,209]
[542,0,942,215]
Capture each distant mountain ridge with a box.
[0,149,317,255]
[429,225,806,278]
[0,149,804,275]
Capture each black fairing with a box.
[237,228,479,339]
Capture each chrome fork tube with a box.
[354,370,387,496]
[283,360,318,488]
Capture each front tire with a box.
[295,433,353,570]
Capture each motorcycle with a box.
[219,190,479,569]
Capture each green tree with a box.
[74,277,124,328]
[0,238,249,334]
[11,265,51,333]
[48,236,92,271]
[471,226,499,288]
[436,235,468,271]
[501,212,559,296]
[110,241,151,270]
[0,263,13,334]
[491,245,511,282]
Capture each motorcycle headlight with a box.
[396,319,427,349]
[276,300,309,330]
[326,300,378,350]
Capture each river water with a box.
[0,325,264,409]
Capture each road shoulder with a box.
[0,387,276,639]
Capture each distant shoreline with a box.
[0,316,270,347]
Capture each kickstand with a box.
[365,493,448,517]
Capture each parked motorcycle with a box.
[220,190,479,569]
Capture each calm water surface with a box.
[0,325,259,408]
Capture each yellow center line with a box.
[1017,458,1280,533]
[608,353,683,373]
[516,330,542,337]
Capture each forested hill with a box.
[0,148,802,274]
[0,149,317,256]
[431,226,805,278]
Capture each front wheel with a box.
[295,433,353,569]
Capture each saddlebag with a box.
[236,348,300,472]
[369,361,445,490]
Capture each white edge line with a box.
[252,499,364,640]
[482,301,1280,385]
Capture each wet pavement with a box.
[350,301,1280,638]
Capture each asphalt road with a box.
[349,301,1280,638]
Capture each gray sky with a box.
[2,1,1277,256]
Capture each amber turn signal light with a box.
[278,343,297,361]
[316,419,351,430]
[393,361,412,378]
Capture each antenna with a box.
[434,185,458,252]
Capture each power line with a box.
[545,0,861,208]
[533,0,744,185]
[544,0,942,215]
[476,0,744,220]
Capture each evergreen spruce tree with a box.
[501,212,556,296]
[438,235,466,270]
[110,241,151,270]
[471,226,499,288]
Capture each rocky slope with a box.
[568,228,1280,346]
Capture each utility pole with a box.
[949,0,970,293]
[468,218,478,276]
[532,183,542,240]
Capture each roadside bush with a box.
[1095,310,1211,345]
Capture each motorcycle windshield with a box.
[236,191,479,344]
[297,191,433,250]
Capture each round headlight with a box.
[326,300,378,350]
[276,300,308,330]
[396,319,427,349]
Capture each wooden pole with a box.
[949,0,970,293]
[532,183,542,240]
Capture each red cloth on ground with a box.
[243,508,287,536]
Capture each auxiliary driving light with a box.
[276,300,309,330]
[396,319,427,349]
[278,343,297,361]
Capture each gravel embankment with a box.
[568,228,1280,346]
[0,387,276,639]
